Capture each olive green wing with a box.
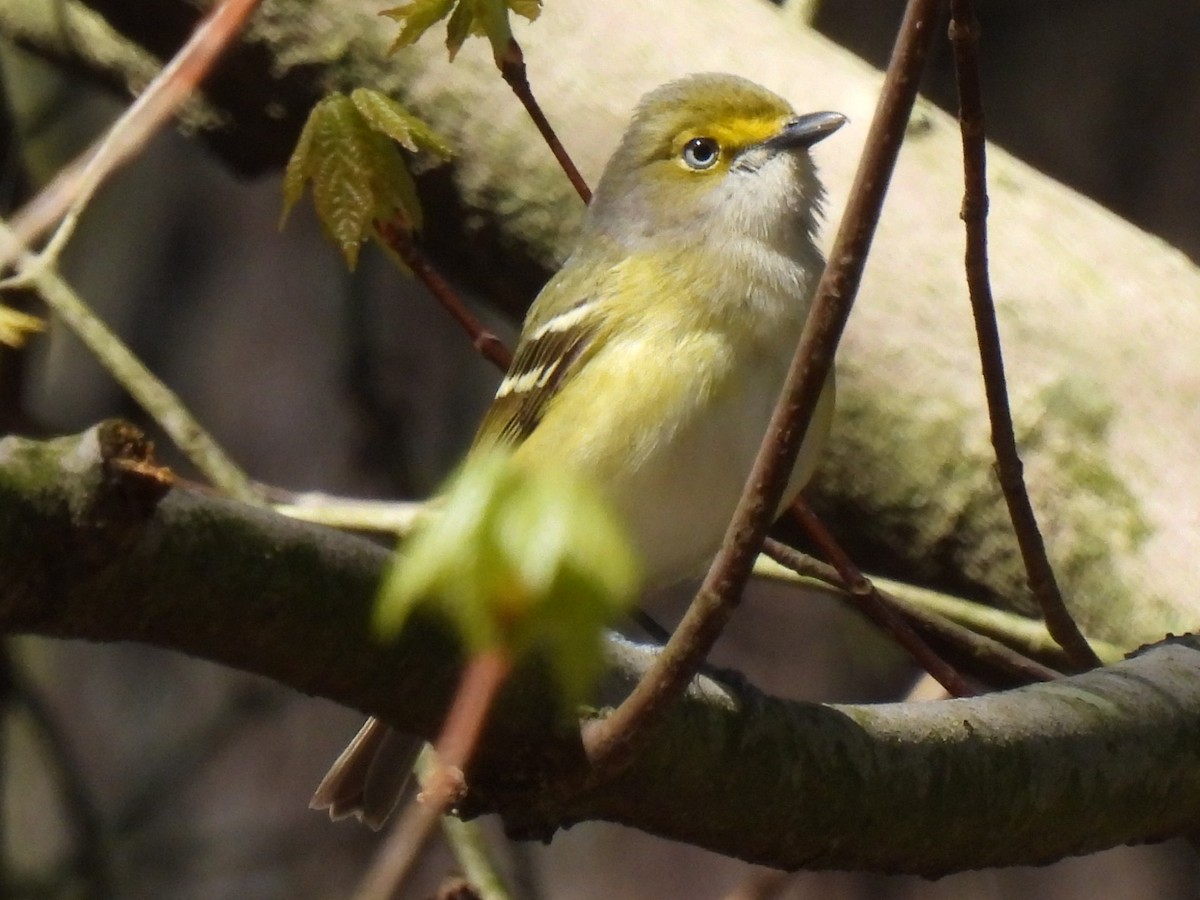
[470,297,600,453]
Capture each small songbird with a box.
[312,72,845,828]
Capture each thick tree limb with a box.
[2,425,1199,874]
[4,0,1197,651]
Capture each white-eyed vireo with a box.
[312,72,845,827]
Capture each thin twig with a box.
[0,219,258,502]
[375,219,513,371]
[762,538,1062,685]
[497,41,592,204]
[752,556,1125,668]
[438,815,516,900]
[2,0,261,274]
[580,0,951,780]
[947,0,1101,669]
[272,493,425,533]
[0,0,262,499]
[354,650,512,900]
[788,501,975,696]
[353,772,444,900]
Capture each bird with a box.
[311,72,845,828]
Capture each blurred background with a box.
[1,0,1198,897]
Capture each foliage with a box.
[280,89,451,269]
[376,450,642,702]
[382,0,543,61]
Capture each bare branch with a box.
[497,41,592,204]
[788,499,975,696]
[761,538,1063,685]
[947,0,1101,669]
[0,425,1198,874]
[2,0,261,270]
[375,218,512,372]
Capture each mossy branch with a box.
[10,0,1196,649]
[0,424,1197,874]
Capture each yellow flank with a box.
[513,320,731,478]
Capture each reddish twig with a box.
[947,0,1101,670]
[580,0,951,781]
[375,219,513,372]
[497,41,592,204]
[3,0,262,268]
[788,501,974,696]
[431,649,511,775]
[353,649,512,900]
[762,537,1063,685]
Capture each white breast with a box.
[610,335,834,586]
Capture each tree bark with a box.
[4,0,1196,647]
[1,424,1198,874]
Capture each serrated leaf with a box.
[280,106,321,227]
[385,0,541,62]
[306,94,378,269]
[312,164,371,269]
[443,0,479,61]
[0,305,44,348]
[361,129,424,232]
[349,89,453,159]
[381,0,456,52]
[282,91,440,268]
[376,451,642,704]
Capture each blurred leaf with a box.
[508,0,542,20]
[377,451,642,702]
[280,92,451,269]
[382,0,456,52]
[0,306,43,347]
[382,0,542,61]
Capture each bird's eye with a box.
[682,137,720,170]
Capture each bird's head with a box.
[583,73,845,253]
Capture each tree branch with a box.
[5,0,1200,648]
[1,425,1198,874]
[947,0,1100,670]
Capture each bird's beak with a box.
[765,111,847,151]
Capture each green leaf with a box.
[376,451,642,703]
[280,103,321,227]
[474,0,514,61]
[383,0,542,62]
[361,129,424,234]
[507,0,542,23]
[349,89,454,158]
[304,94,376,269]
[281,91,453,268]
[443,0,479,61]
[381,0,457,52]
